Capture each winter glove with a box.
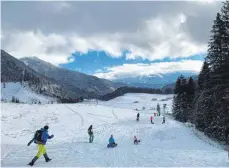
[50,134,54,138]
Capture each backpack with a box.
[34,130,43,143]
[88,128,93,135]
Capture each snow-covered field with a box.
[1,82,56,104]
[1,93,228,167]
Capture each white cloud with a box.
[42,2,71,13]
[195,0,216,4]
[94,60,203,80]
[123,13,207,60]
[2,31,74,65]
[2,13,207,65]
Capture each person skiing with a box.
[27,125,54,166]
[107,135,117,147]
[150,116,154,124]
[134,136,140,144]
[162,116,165,124]
[88,125,94,143]
[136,113,140,121]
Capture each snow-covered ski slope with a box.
[1,82,56,104]
[1,93,228,167]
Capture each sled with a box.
[134,140,141,145]
[107,143,118,148]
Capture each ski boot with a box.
[44,153,52,162]
[28,156,38,166]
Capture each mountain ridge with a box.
[20,56,125,97]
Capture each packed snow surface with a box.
[1,93,228,167]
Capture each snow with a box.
[1,82,56,104]
[1,93,228,167]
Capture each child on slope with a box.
[134,136,140,144]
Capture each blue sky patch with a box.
[59,50,205,75]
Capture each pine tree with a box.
[193,61,210,126]
[179,76,188,122]
[206,13,225,86]
[185,77,196,122]
[15,98,19,103]
[11,96,15,103]
[220,1,229,86]
[174,76,182,94]
[172,76,183,120]
[157,103,161,116]
[172,95,179,119]
[198,61,211,90]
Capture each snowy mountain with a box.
[2,93,228,166]
[1,50,46,83]
[1,50,125,103]
[1,50,68,100]
[1,82,56,104]
[21,57,125,96]
[114,72,198,88]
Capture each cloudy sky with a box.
[1,1,222,80]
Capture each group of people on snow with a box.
[26,122,140,166]
[27,117,229,166]
[136,113,166,124]
[26,112,168,166]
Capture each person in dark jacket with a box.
[28,125,54,166]
[136,113,140,121]
[88,125,94,143]
[162,116,165,124]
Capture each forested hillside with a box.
[172,1,229,143]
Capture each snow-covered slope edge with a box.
[1,82,56,104]
[1,93,228,167]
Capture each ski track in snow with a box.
[1,93,229,167]
[87,112,113,119]
[112,109,119,120]
[65,105,84,128]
